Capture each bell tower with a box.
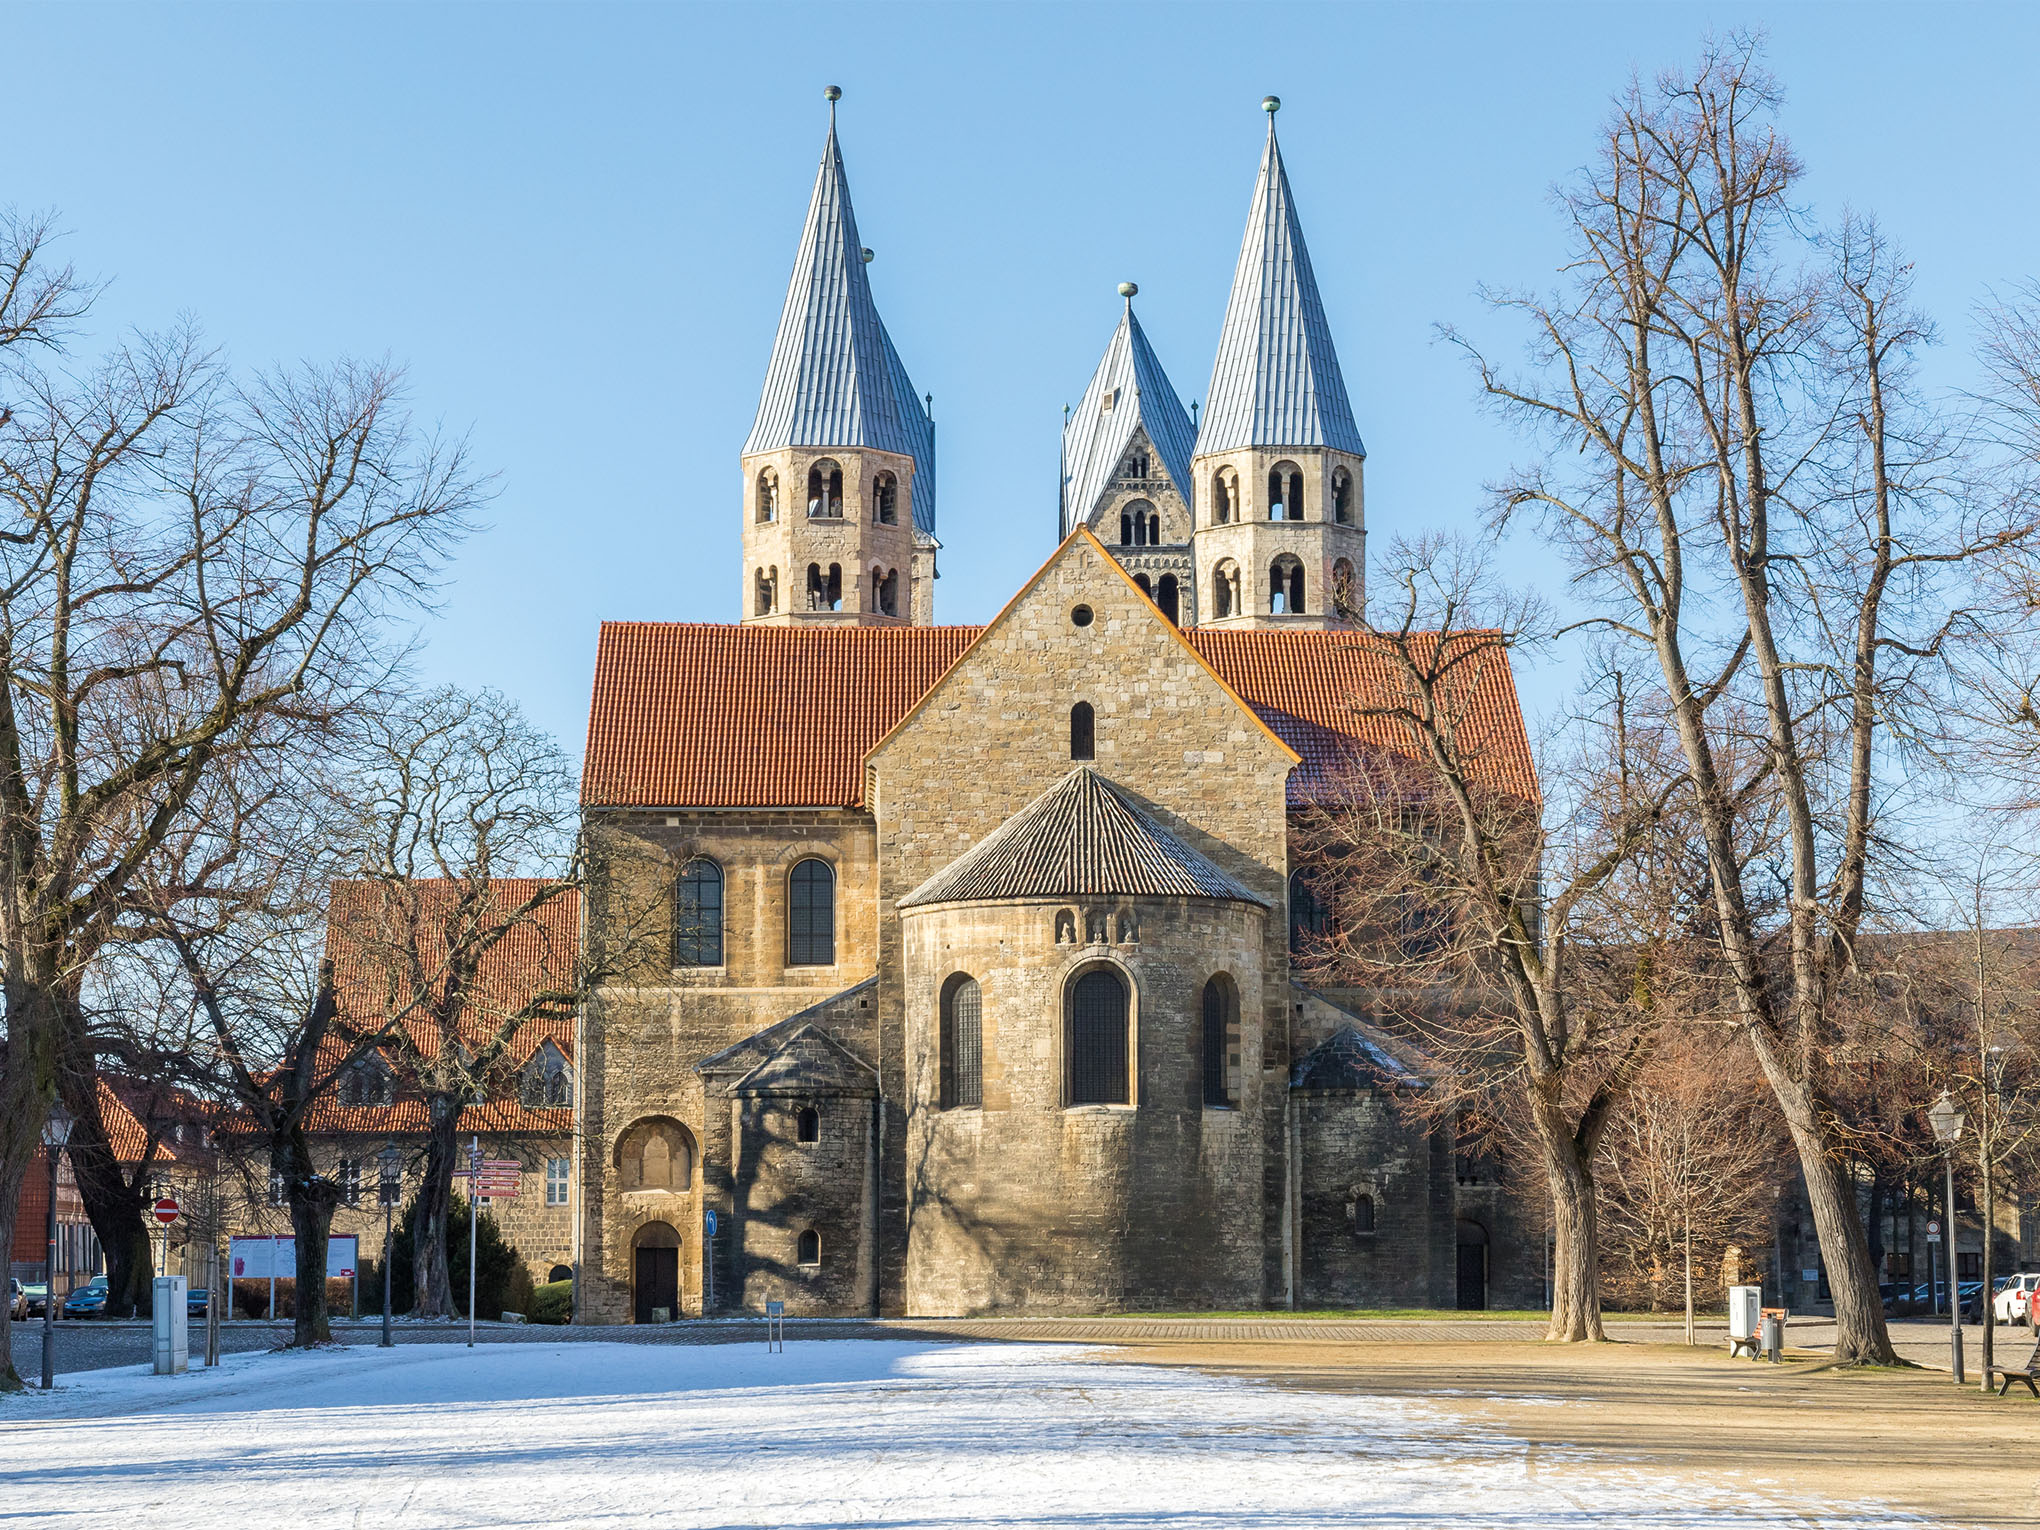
[1190,97,1366,631]
[741,86,938,627]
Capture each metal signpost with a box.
[454,1140,522,1345]
[704,1208,718,1312]
[151,1196,180,1284]
[766,1299,784,1353]
[205,1242,220,1367]
[379,1143,402,1349]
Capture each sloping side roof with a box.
[1290,1021,1425,1092]
[1061,302,1196,536]
[900,767,1267,909]
[742,116,936,530]
[1195,120,1364,458]
[326,878,580,1063]
[582,624,1534,809]
[1186,628,1538,805]
[583,623,978,809]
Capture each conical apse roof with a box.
[898,768,1267,908]
[744,108,937,533]
[1195,113,1365,458]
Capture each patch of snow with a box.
[6,1341,1923,1527]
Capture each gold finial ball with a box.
[1262,95,1281,114]
[824,84,842,102]
[1118,281,1137,298]
[861,247,875,264]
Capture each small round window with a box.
[1071,604,1094,628]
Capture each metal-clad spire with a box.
[1059,284,1197,537]
[1195,99,1365,458]
[744,88,936,529]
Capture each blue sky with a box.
[7,2,2035,752]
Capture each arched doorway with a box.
[1456,1219,1488,1311]
[633,1222,681,1324]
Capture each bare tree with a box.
[1450,36,2036,1363]
[0,222,480,1372]
[1297,536,1681,1340]
[328,688,655,1319]
[1597,1030,1789,1329]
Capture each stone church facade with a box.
[572,92,1543,1321]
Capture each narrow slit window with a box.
[1070,701,1095,761]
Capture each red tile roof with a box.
[326,878,580,1063]
[292,1096,571,1137]
[584,623,1536,810]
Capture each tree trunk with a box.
[0,976,62,1390]
[285,1134,342,1348]
[411,1104,460,1318]
[1533,1102,1607,1342]
[0,1144,26,1391]
[1981,1146,1996,1388]
[58,1099,153,1320]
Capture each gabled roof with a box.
[730,1023,879,1098]
[743,108,936,533]
[696,979,876,1085]
[1061,296,1197,536]
[899,767,1267,909]
[1290,1013,1427,1092]
[582,622,1536,811]
[1195,114,1364,458]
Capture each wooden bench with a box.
[1987,1352,2040,1397]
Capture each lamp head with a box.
[41,1099,73,1150]
[1928,1089,1967,1144]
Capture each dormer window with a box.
[337,1056,394,1109]
[521,1041,573,1108]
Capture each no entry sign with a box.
[151,1196,181,1225]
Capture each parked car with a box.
[1994,1272,2040,1325]
[62,1276,108,1318]
[186,1285,209,1318]
[7,1278,24,1320]
[20,1281,49,1318]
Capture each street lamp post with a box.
[40,1100,74,1390]
[1928,1090,1968,1386]
[378,1142,402,1349]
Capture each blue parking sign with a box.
[705,1208,717,1237]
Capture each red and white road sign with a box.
[151,1196,181,1225]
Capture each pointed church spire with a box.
[1194,97,1365,459]
[744,86,934,528]
[1060,283,1197,538]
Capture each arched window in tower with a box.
[1124,449,1149,480]
[756,469,778,523]
[940,973,983,1109]
[1332,558,1356,615]
[1269,555,1305,615]
[879,568,899,617]
[1201,975,1239,1107]
[1212,469,1233,525]
[797,1228,821,1266]
[755,568,774,617]
[1268,461,1305,521]
[1157,573,1180,625]
[1134,572,1152,598]
[1213,559,1239,620]
[806,563,824,611]
[1121,499,1156,547]
[1067,967,1130,1106]
[788,859,835,966]
[1069,700,1095,761]
[827,564,842,611]
[795,1105,819,1143]
[1332,466,1354,525]
[807,459,843,518]
[674,858,723,967]
[873,471,899,525]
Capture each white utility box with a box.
[1728,1284,1763,1341]
[152,1275,188,1375]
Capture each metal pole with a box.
[1946,1145,1964,1385]
[41,1143,59,1389]
[205,1242,220,1367]
[381,1198,394,1348]
[468,1135,480,1349]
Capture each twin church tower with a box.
[739,89,1366,632]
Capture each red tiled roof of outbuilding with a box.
[582,623,1536,810]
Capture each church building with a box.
[573,91,1541,1321]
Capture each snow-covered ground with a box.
[6,1340,1920,1528]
